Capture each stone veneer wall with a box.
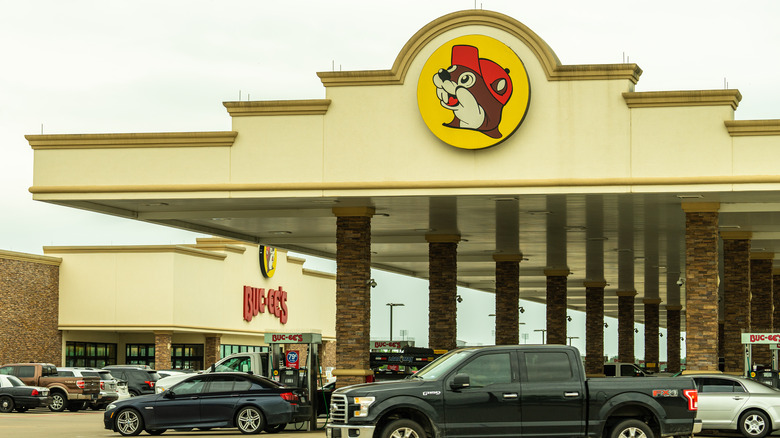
[585,283,605,375]
[545,275,567,345]
[666,306,681,373]
[320,340,336,371]
[0,252,62,365]
[684,207,720,371]
[721,236,751,373]
[334,214,372,387]
[495,259,520,345]
[643,300,660,372]
[774,273,780,330]
[154,332,172,370]
[750,256,774,366]
[617,291,636,363]
[428,240,458,351]
[204,335,221,368]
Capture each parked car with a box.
[692,373,780,438]
[116,380,131,401]
[156,370,190,379]
[0,362,99,412]
[104,372,311,436]
[103,366,160,397]
[0,375,51,413]
[57,367,119,410]
[155,352,272,394]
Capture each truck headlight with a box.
[352,396,375,417]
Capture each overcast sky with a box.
[3,0,778,359]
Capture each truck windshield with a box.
[410,349,474,380]
[215,356,253,373]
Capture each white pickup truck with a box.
[155,352,273,393]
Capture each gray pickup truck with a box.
[327,345,701,438]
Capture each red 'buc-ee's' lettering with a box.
[279,287,288,324]
[243,286,267,322]
[243,285,289,324]
[267,289,277,316]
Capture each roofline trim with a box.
[725,119,780,136]
[0,249,62,266]
[316,10,642,87]
[223,99,332,117]
[43,245,228,260]
[29,174,780,195]
[26,131,238,150]
[623,90,742,110]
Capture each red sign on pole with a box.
[285,351,300,369]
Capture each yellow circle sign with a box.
[260,245,277,278]
[417,35,530,149]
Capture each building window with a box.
[126,344,155,367]
[220,344,268,358]
[66,342,117,367]
[171,344,204,370]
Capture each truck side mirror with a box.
[450,374,471,391]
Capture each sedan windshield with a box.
[411,349,475,380]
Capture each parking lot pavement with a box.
[0,410,327,438]
[3,410,778,438]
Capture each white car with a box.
[155,371,200,393]
[693,373,780,438]
[156,370,189,379]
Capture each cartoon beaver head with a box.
[432,45,513,139]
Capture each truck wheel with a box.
[381,419,426,438]
[0,396,14,413]
[48,391,67,412]
[115,408,144,436]
[739,409,770,438]
[236,406,265,434]
[610,419,654,438]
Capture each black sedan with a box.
[0,374,51,413]
[103,372,310,435]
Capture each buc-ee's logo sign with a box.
[260,245,277,278]
[244,285,288,324]
[417,35,530,149]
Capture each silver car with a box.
[692,374,780,438]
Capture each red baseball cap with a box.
[451,45,513,105]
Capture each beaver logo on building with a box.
[260,245,277,278]
[417,35,530,150]
[433,45,513,139]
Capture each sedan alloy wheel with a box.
[116,408,144,436]
[237,406,265,434]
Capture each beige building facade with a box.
[0,239,336,370]
[23,10,780,380]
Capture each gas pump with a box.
[741,332,780,388]
[264,332,322,431]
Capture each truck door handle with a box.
[503,393,518,399]
[564,392,580,397]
